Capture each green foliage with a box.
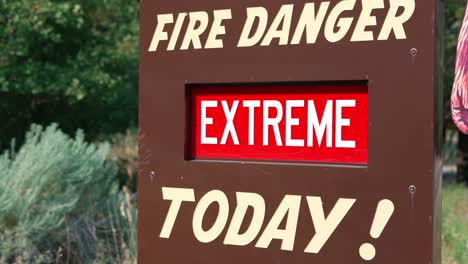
[0,124,125,262]
[0,0,139,149]
[442,184,468,264]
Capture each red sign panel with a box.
[188,84,368,164]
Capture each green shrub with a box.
[0,0,139,151]
[0,124,121,262]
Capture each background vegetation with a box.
[0,0,138,149]
[0,0,138,262]
[0,0,466,263]
[442,185,468,264]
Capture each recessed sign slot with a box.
[186,83,368,164]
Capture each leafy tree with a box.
[0,0,139,149]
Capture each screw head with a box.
[149,171,156,183]
[410,48,418,56]
[409,185,416,193]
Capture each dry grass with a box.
[109,130,138,192]
[442,184,468,264]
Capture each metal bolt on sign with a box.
[149,171,155,183]
[410,48,418,64]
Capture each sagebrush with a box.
[0,124,136,263]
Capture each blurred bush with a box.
[0,0,139,150]
[109,130,138,194]
[0,124,136,263]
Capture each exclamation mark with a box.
[359,199,395,261]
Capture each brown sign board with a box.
[139,1,443,263]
